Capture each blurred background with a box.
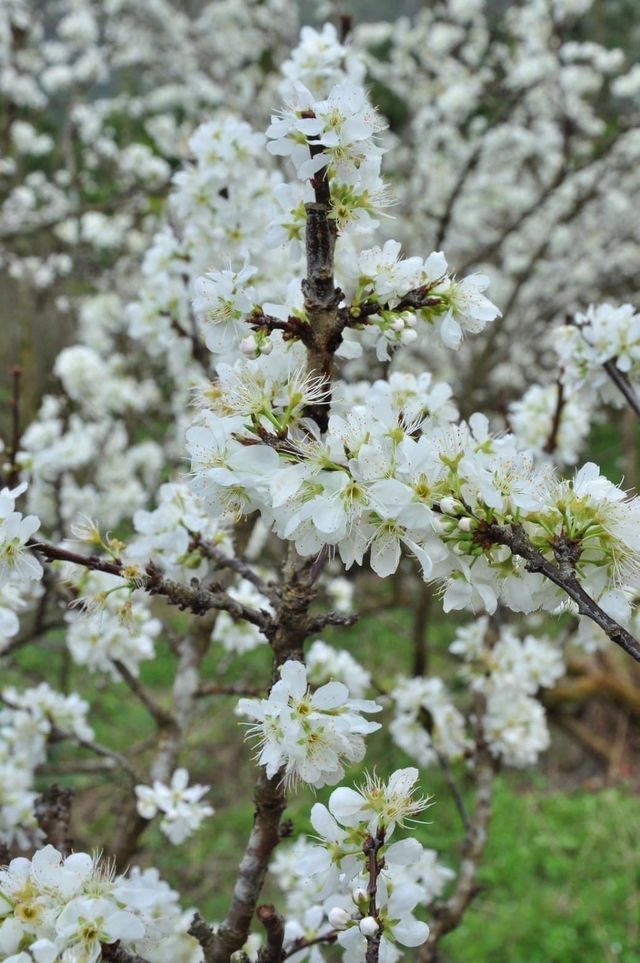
[2,2,640,961]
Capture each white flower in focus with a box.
[439,274,501,349]
[328,768,430,837]
[236,660,381,789]
[0,496,42,587]
[192,262,257,354]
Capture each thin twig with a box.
[436,751,470,833]
[479,521,640,663]
[282,931,338,960]
[30,540,271,629]
[6,364,22,487]
[603,360,640,418]
[112,659,174,727]
[189,533,275,598]
[543,378,565,455]
[420,702,495,962]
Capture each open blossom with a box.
[192,262,257,354]
[328,768,431,838]
[135,768,214,845]
[483,689,550,768]
[389,677,470,767]
[438,273,501,349]
[236,659,381,789]
[356,240,423,300]
[557,302,640,393]
[0,484,42,587]
[266,81,386,182]
[291,771,434,960]
[0,845,201,961]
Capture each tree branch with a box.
[603,360,640,418]
[257,904,285,963]
[420,716,495,961]
[480,521,640,663]
[30,540,271,629]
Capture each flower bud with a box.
[239,335,258,358]
[328,907,351,930]
[352,888,368,906]
[458,516,472,532]
[391,318,405,332]
[431,516,452,535]
[359,916,379,937]
[401,328,418,344]
[260,337,273,355]
[439,496,459,516]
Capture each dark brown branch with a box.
[257,904,285,963]
[101,944,150,963]
[34,784,74,854]
[202,769,287,962]
[30,540,271,629]
[305,610,359,633]
[299,136,341,431]
[363,828,386,963]
[282,932,338,960]
[480,521,640,663]
[195,554,318,963]
[543,379,565,455]
[412,583,433,676]
[189,533,275,599]
[603,360,640,418]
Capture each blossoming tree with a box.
[2,3,640,962]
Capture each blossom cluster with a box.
[237,660,381,788]
[188,334,640,619]
[450,618,565,767]
[63,570,162,679]
[135,768,214,845]
[0,684,93,849]
[0,845,203,963]
[557,303,640,399]
[280,769,437,962]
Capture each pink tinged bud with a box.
[239,335,258,358]
[359,917,380,937]
[328,907,351,930]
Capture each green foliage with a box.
[446,781,640,963]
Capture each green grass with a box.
[445,780,640,963]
